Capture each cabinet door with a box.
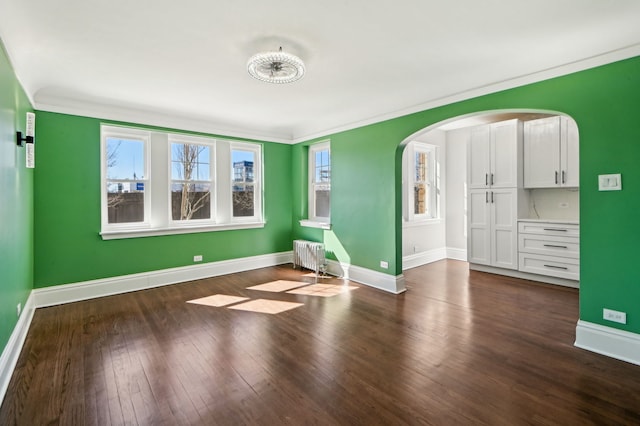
[467,189,491,265]
[561,116,579,187]
[490,120,520,188]
[468,125,491,189]
[491,188,518,270]
[524,116,561,188]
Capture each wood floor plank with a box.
[2,260,640,425]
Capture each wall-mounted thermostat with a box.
[598,174,622,191]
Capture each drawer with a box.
[518,221,579,238]
[518,253,580,281]
[518,233,579,259]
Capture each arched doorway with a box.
[399,109,579,283]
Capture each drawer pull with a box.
[543,228,567,232]
[543,244,568,249]
[544,264,568,270]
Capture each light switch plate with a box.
[598,173,622,191]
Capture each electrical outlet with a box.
[380,260,389,269]
[17,303,21,317]
[603,308,627,324]
[193,255,203,262]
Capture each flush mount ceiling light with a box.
[247,46,305,84]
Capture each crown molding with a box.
[33,44,640,145]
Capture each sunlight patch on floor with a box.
[187,279,357,314]
[301,272,331,279]
[246,280,308,292]
[287,284,358,298]
[228,299,304,314]
[187,294,249,307]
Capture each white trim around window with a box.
[100,125,264,239]
[404,141,440,223]
[302,140,331,227]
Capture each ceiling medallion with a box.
[247,47,305,84]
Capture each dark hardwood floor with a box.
[2,260,640,425]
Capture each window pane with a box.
[171,143,210,181]
[414,183,427,215]
[315,148,331,183]
[415,152,427,183]
[233,184,254,217]
[232,150,255,217]
[107,138,144,180]
[171,183,211,220]
[315,184,330,218]
[107,182,144,223]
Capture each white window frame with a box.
[101,127,151,233]
[100,125,264,240]
[404,142,439,223]
[301,141,331,228]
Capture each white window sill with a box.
[299,220,331,230]
[101,221,265,240]
[403,218,442,228]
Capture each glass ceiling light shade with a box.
[247,47,305,84]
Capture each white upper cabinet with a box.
[468,119,522,189]
[562,117,579,187]
[468,125,491,189]
[490,120,522,188]
[524,116,579,188]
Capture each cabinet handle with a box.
[485,173,488,186]
[555,171,558,184]
[544,264,568,270]
[562,170,566,184]
[543,244,568,249]
[491,173,494,185]
[543,228,568,232]
[485,191,488,203]
[491,191,494,203]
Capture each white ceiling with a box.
[1,0,639,143]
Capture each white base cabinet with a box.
[468,188,519,270]
[518,221,580,281]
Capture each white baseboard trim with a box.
[446,247,467,262]
[327,260,406,294]
[574,320,640,367]
[33,251,293,308]
[0,292,36,406]
[402,248,447,270]
[402,247,467,270]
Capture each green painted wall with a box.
[33,112,293,287]
[293,55,640,335]
[0,42,33,354]
[4,41,638,363]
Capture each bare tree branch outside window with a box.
[106,140,124,208]
[173,143,211,220]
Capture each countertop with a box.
[518,218,579,225]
